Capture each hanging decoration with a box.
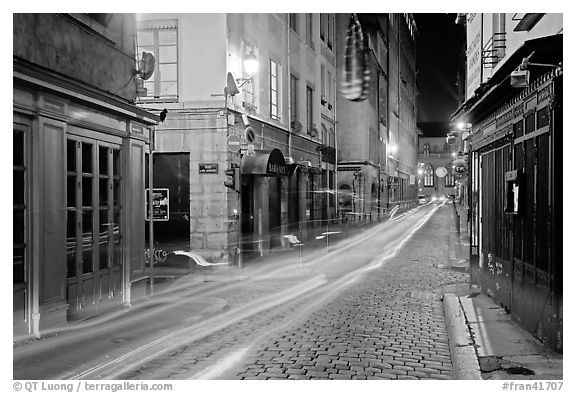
[341,14,370,101]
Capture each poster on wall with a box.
[466,13,482,100]
[145,188,169,221]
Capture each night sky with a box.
[414,13,465,131]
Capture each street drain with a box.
[505,367,535,375]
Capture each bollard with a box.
[457,215,461,235]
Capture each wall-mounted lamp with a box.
[243,51,258,77]
[511,51,560,88]
[457,122,472,131]
[225,51,259,97]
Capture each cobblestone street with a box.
[14,203,469,381]
[228,204,468,380]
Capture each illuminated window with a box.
[423,143,430,156]
[445,165,455,187]
[424,164,434,187]
[243,44,257,107]
[269,59,280,120]
[137,20,178,101]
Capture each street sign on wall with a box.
[199,163,218,174]
[145,188,169,221]
[227,134,242,153]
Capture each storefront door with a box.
[65,135,123,317]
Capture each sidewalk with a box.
[443,201,563,380]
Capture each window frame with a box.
[306,14,314,49]
[445,166,455,187]
[306,85,314,131]
[66,136,123,279]
[423,163,434,187]
[13,125,28,286]
[290,74,298,124]
[289,13,298,33]
[269,58,280,120]
[320,14,327,42]
[137,20,179,102]
[423,143,430,156]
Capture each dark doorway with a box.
[268,177,282,248]
[241,175,255,254]
[145,153,191,265]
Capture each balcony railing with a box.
[420,152,453,158]
[482,32,507,68]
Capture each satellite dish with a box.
[225,72,240,96]
[139,52,156,81]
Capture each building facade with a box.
[13,13,158,337]
[452,13,562,351]
[417,136,458,199]
[335,14,419,221]
[135,14,337,264]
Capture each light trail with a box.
[187,204,442,379]
[17,204,444,380]
[64,275,328,380]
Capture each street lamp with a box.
[225,51,259,96]
[243,50,258,77]
[457,122,471,131]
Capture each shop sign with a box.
[145,188,169,221]
[267,163,287,176]
[466,13,482,100]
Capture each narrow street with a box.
[14,201,468,380]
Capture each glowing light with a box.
[457,122,472,130]
[244,51,258,76]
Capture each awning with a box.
[241,148,288,177]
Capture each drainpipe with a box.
[147,127,155,296]
[334,14,339,222]
[287,14,292,159]
[285,14,292,244]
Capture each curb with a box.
[444,293,482,380]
